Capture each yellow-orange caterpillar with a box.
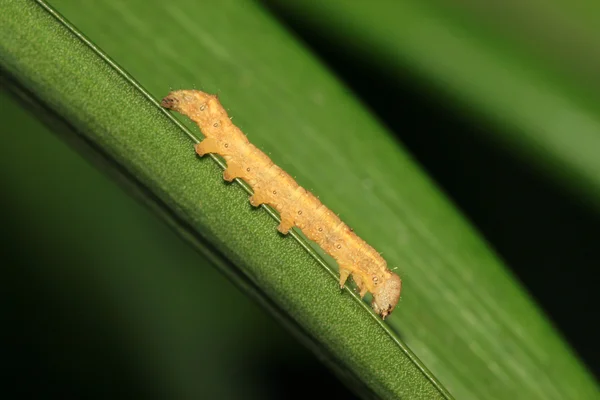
[161,90,402,318]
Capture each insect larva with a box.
[161,90,402,319]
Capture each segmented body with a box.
[161,90,402,318]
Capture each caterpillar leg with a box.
[359,286,369,298]
[194,138,219,156]
[339,268,351,289]
[353,275,369,298]
[276,212,295,234]
[249,192,269,207]
[223,163,246,182]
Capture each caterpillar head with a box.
[161,90,222,121]
[371,273,402,319]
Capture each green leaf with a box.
[0,0,597,399]
[265,0,600,210]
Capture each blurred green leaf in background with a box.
[1,0,599,399]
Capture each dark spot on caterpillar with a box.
[200,104,206,111]
[272,190,277,195]
[213,122,219,127]
[336,244,342,249]
[318,227,323,232]
[298,210,303,215]
[224,143,229,148]
[246,168,251,172]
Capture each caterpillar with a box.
[161,90,402,319]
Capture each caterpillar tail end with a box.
[371,273,402,319]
